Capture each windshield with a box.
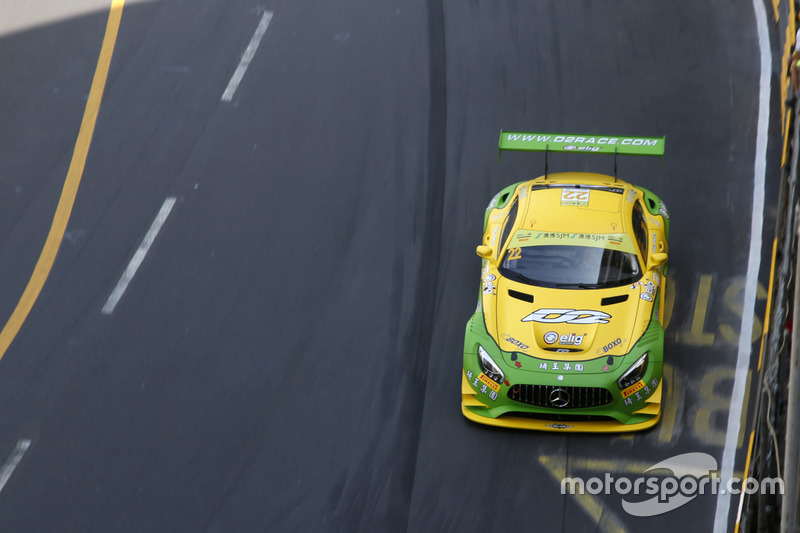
[499,231,642,289]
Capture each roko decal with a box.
[522,308,611,325]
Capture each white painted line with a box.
[221,11,273,102]
[102,197,177,315]
[713,0,769,530]
[0,439,31,494]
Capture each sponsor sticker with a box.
[561,188,590,206]
[545,423,574,429]
[602,338,622,353]
[522,308,611,325]
[538,362,584,372]
[478,373,501,393]
[502,334,530,350]
[621,380,645,399]
[558,333,585,346]
[483,282,496,294]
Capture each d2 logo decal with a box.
[522,308,611,325]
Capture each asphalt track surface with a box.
[0,0,782,531]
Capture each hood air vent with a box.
[601,294,629,306]
[508,289,534,303]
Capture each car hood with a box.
[483,272,658,362]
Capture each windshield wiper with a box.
[556,282,604,289]
[504,271,540,286]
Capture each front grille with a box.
[508,384,613,409]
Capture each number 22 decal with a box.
[507,247,522,261]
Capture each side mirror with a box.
[650,252,667,266]
[476,245,493,259]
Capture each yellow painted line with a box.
[538,455,628,533]
[554,456,661,475]
[542,455,744,479]
[0,0,124,361]
[738,370,753,449]
[677,274,715,345]
[758,238,778,372]
[782,108,792,168]
[734,430,756,533]
[658,365,678,444]
[771,0,780,24]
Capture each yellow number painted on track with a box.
[719,276,768,347]
[657,364,680,444]
[673,273,767,348]
[694,366,752,448]
[676,274,715,346]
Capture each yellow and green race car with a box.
[462,131,669,432]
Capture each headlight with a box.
[478,345,504,384]
[617,353,648,389]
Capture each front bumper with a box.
[461,307,664,433]
[461,372,662,432]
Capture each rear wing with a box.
[499,131,665,158]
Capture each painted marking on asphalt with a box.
[102,197,176,315]
[695,367,752,448]
[539,454,627,533]
[672,274,767,349]
[758,239,778,372]
[0,0,124,362]
[542,456,741,478]
[734,430,756,533]
[676,274,715,345]
[0,440,31,494]
[657,364,679,444]
[221,10,273,102]
[714,0,770,529]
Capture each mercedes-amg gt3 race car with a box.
[462,131,669,432]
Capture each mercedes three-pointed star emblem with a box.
[549,388,570,408]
